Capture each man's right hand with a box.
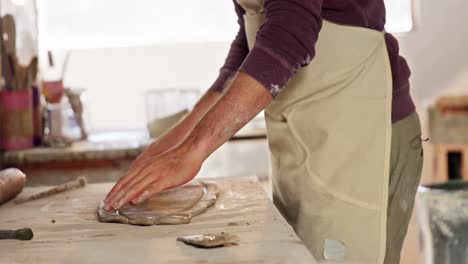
[129,130,184,172]
[126,90,224,178]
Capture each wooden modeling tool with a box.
[65,88,88,140]
[47,50,54,67]
[0,228,33,240]
[2,14,16,57]
[28,57,38,83]
[14,176,87,205]
[0,16,13,90]
[3,14,16,90]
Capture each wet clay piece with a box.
[177,232,239,248]
[98,181,219,225]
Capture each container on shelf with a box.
[0,88,34,150]
[42,80,64,104]
[144,89,199,138]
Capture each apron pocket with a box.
[285,98,389,210]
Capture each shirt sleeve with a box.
[209,1,249,93]
[239,0,323,97]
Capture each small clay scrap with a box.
[177,232,239,248]
[98,181,219,226]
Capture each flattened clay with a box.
[98,181,219,225]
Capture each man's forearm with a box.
[142,90,223,156]
[182,72,273,160]
[104,72,272,209]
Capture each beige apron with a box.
[238,1,393,263]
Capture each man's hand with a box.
[104,144,202,210]
[127,132,184,173]
[128,91,223,171]
[104,72,272,210]
[104,91,222,209]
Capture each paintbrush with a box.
[28,56,38,85]
[0,228,33,240]
[0,15,17,90]
[47,50,54,67]
[14,176,87,205]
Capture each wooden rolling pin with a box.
[0,168,26,205]
[14,176,87,205]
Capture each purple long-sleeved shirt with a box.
[210,0,415,123]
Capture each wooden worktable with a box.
[0,176,316,264]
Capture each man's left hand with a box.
[104,145,202,210]
[104,72,272,210]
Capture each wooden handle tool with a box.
[14,176,87,205]
[2,14,16,57]
[0,228,33,240]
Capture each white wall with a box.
[51,42,231,131]
[396,0,468,104]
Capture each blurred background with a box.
[1,0,468,263]
[37,0,414,131]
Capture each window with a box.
[37,0,414,50]
[385,0,413,33]
[37,0,238,51]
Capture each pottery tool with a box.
[61,51,71,81]
[0,16,13,90]
[0,228,33,240]
[0,15,37,91]
[0,168,26,205]
[47,50,54,67]
[2,15,16,57]
[11,56,37,89]
[65,88,88,140]
[15,176,87,205]
[3,14,16,90]
[28,56,38,83]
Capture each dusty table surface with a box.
[0,176,316,264]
